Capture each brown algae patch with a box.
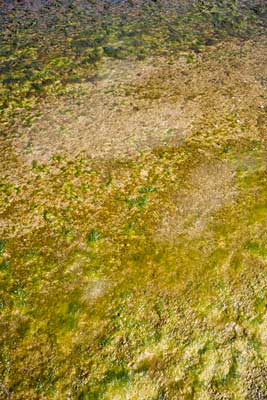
[157,159,237,240]
[6,36,267,174]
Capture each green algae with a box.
[0,2,267,399]
[87,229,103,243]
[0,0,266,128]
[0,240,6,254]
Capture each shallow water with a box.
[0,1,267,399]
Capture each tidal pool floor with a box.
[1,2,267,399]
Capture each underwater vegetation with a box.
[0,0,266,127]
[0,0,267,399]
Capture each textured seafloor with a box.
[0,1,267,399]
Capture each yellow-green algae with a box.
[0,1,267,399]
[1,139,267,399]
